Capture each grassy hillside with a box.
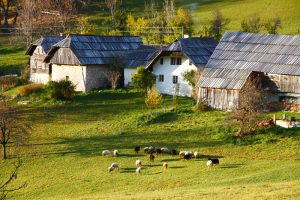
[84,0,300,34]
[1,90,299,199]
[0,45,27,76]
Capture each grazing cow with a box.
[144,147,149,154]
[135,160,142,167]
[171,149,178,155]
[207,160,213,168]
[163,162,168,169]
[208,158,219,164]
[156,148,162,156]
[183,154,192,160]
[102,150,110,156]
[134,146,140,154]
[150,153,155,161]
[136,167,141,175]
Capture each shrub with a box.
[132,66,156,93]
[19,83,44,96]
[145,87,162,110]
[0,77,19,92]
[193,98,208,112]
[48,80,75,100]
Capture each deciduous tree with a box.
[208,10,229,41]
[241,15,263,33]
[0,98,30,159]
[132,66,156,93]
[105,56,124,90]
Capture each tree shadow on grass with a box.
[17,128,227,158]
[161,158,180,162]
[219,164,246,169]
[120,168,136,173]
[169,166,187,169]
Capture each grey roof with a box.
[146,37,218,68]
[124,45,164,68]
[206,32,300,75]
[46,35,143,65]
[197,68,252,89]
[25,36,64,55]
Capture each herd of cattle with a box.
[102,146,220,175]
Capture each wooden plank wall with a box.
[50,48,80,65]
[268,73,300,93]
[198,87,239,110]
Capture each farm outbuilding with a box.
[25,36,64,84]
[43,35,142,91]
[145,37,218,97]
[197,32,300,110]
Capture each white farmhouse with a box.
[145,37,218,97]
[25,36,63,84]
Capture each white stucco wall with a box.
[152,56,198,97]
[30,73,49,84]
[124,68,136,87]
[52,64,87,92]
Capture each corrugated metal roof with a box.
[25,36,64,55]
[47,35,143,65]
[147,37,218,68]
[198,68,252,89]
[124,45,164,68]
[206,32,300,75]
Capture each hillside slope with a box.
[83,0,300,34]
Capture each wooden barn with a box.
[197,32,300,110]
[25,36,64,84]
[43,35,142,91]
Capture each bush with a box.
[0,77,19,92]
[48,80,75,100]
[19,83,44,96]
[193,98,208,112]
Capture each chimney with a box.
[183,34,190,38]
[59,33,64,37]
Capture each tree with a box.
[145,87,162,111]
[105,0,123,29]
[265,17,282,34]
[0,98,30,159]
[183,69,202,99]
[132,66,156,93]
[74,16,96,34]
[1,159,26,199]
[18,0,37,46]
[241,15,263,33]
[0,0,18,27]
[105,56,124,90]
[163,0,175,22]
[208,10,229,41]
[231,75,266,136]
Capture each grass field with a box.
[83,0,300,34]
[0,45,27,76]
[1,90,299,199]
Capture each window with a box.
[177,58,182,65]
[189,60,193,65]
[160,58,164,65]
[66,76,69,81]
[173,76,178,84]
[171,57,176,65]
[158,74,164,82]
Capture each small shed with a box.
[25,36,64,83]
[44,35,143,91]
[197,32,300,110]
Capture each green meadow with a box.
[0,90,299,199]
